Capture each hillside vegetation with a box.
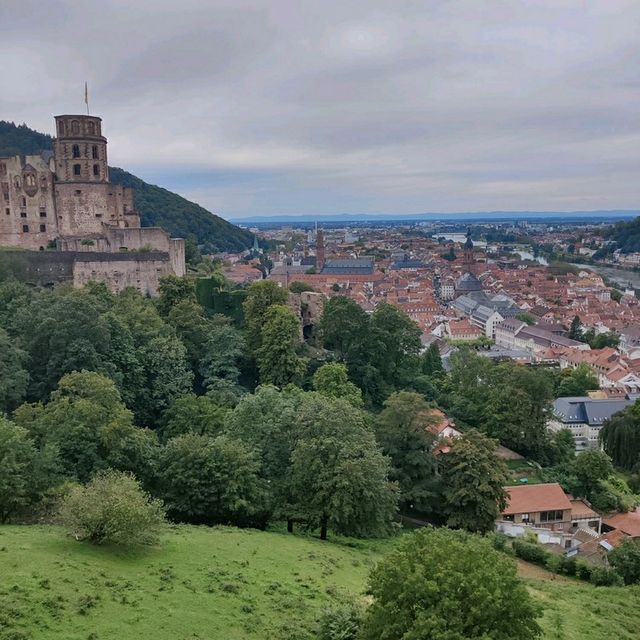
[0,121,252,253]
[0,525,638,640]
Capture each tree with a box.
[288,395,397,539]
[225,386,301,510]
[609,538,640,585]
[156,275,196,317]
[13,371,153,483]
[0,327,29,412]
[199,319,245,387]
[568,315,583,340]
[256,305,306,387]
[375,392,437,514]
[516,312,536,326]
[421,342,444,377]
[289,281,316,294]
[441,430,508,534]
[557,363,599,397]
[0,417,58,523]
[549,428,576,466]
[574,449,613,494]
[166,299,212,370]
[136,335,194,426]
[312,363,363,408]
[158,433,268,527]
[360,528,541,640]
[369,302,422,389]
[242,280,288,351]
[59,470,165,546]
[160,394,227,442]
[600,404,640,470]
[318,296,370,363]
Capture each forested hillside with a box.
[0,120,252,253]
[600,216,640,254]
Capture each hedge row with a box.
[511,538,623,587]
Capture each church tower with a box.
[463,229,475,274]
[315,226,325,271]
[53,116,109,183]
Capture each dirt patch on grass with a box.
[516,558,572,583]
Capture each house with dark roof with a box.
[548,396,633,451]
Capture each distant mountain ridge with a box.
[231,210,639,224]
[0,120,252,253]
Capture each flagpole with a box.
[85,82,90,115]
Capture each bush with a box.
[559,556,577,576]
[589,567,624,587]
[488,532,509,552]
[512,539,549,565]
[317,603,363,640]
[575,560,592,581]
[545,554,563,574]
[59,470,165,546]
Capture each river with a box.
[571,263,640,289]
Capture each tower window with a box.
[71,120,80,135]
[21,197,26,207]
[87,122,95,135]
[93,164,100,176]
[73,164,81,176]
[5,208,9,215]
[39,224,46,232]
[40,211,47,218]
[22,224,29,232]
[72,145,80,158]
[20,211,26,218]
[92,145,99,159]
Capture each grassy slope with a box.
[1,525,639,640]
[0,525,389,640]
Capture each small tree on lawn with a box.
[59,470,165,546]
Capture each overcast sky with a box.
[1,0,639,218]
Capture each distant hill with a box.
[0,120,252,253]
[600,216,640,254]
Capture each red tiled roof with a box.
[502,483,572,516]
[604,509,640,538]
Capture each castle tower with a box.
[52,114,139,236]
[53,115,109,183]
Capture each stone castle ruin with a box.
[0,114,185,294]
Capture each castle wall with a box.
[55,182,140,236]
[0,249,173,296]
[0,154,58,250]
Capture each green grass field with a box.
[0,524,638,640]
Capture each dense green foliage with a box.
[360,528,542,640]
[0,120,252,252]
[599,216,640,255]
[600,400,640,470]
[59,469,165,546]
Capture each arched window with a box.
[72,144,80,158]
[87,121,95,135]
[93,164,100,177]
[26,174,36,186]
[71,120,80,135]
[14,177,21,189]
[92,145,99,159]
[58,121,66,136]
[73,164,81,176]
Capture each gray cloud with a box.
[1,0,639,216]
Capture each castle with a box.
[0,114,185,294]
